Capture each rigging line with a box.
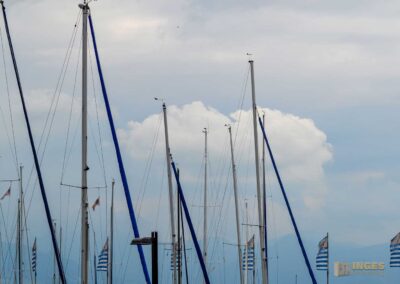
[89,13,151,283]
[192,157,205,237]
[235,112,252,169]
[23,11,82,229]
[135,112,162,212]
[207,144,234,261]
[0,202,15,279]
[207,136,230,237]
[264,132,280,284]
[21,188,34,284]
[233,65,250,148]
[0,101,17,170]
[60,34,82,183]
[0,220,4,283]
[88,117,108,188]
[258,115,317,284]
[120,246,133,284]
[154,159,166,230]
[63,186,71,264]
[28,9,81,185]
[88,40,109,243]
[0,23,18,173]
[88,39,108,189]
[65,206,81,271]
[35,9,82,157]
[137,113,162,218]
[160,250,166,284]
[208,172,231,262]
[180,197,189,284]
[171,161,210,284]
[62,112,82,183]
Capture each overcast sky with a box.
[0,0,399,282]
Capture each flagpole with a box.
[18,165,23,284]
[244,201,249,284]
[53,221,56,284]
[34,238,37,284]
[94,253,97,284]
[327,232,329,284]
[203,127,208,279]
[109,180,114,284]
[227,125,244,284]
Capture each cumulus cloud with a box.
[118,101,332,211]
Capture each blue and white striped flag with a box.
[170,251,181,271]
[242,235,255,271]
[97,239,108,272]
[390,232,400,267]
[31,238,37,273]
[316,235,328,271]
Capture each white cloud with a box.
[118,101,332,211]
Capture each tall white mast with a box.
[261,112,269,282]
[244,200,249,284]
[203,127,208,275]
[227,125,244,284]
[79,1,90,283]
[18,166,23,284]
[109,179,114,284]
[161,101,177,284]
[249,60,268,283]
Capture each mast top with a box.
[79,0,92,9]
[246,53,254,62]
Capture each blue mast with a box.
[88,13,151,284]
[258,114,317,284]
[171,161,210,284]
[0,1,66,282]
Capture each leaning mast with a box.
[109,179,115,284]
[249,59,268,283]
[203,128,208,275]
[18,166,23,284]
[79,1,90,283]
[227,125,244,284]
[160,101,177,284]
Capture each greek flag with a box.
[31,238,37,273]
[390,232,400,267]
[242,235,255,271]
[170,250,181,271]
[97,239,108,272]
[316,235,328,271]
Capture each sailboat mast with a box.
[177,169,181,284]
[202,128,208,274]
[80,1,90,283]
[227,126,244,284]
[53,221,57,284]
[244,201,249,284]
[161,102,177,284]
[262,113,269,281]
[327,232,329,284]
[249,60,268,284]
[17,200,21,284]
[18,165,23,284]
[109,179,114,284]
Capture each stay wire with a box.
[60,33,82,184]
[0,202,16,281]
[0,23,18,173]
[24,10,82,221]
[137,112,163,217]
[88,37,108,189]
